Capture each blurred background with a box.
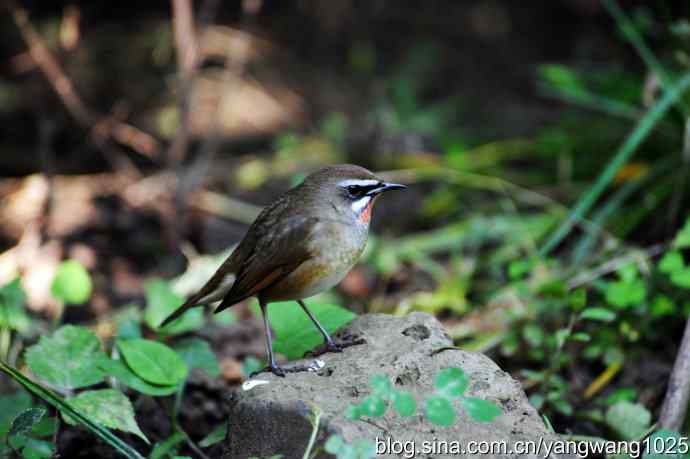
[3,0,690,452]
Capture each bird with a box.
[161,164,406,376]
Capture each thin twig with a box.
[8,1,161,159]
[659,317,690,431]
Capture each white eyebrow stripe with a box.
[351,196,371,213]
[338,179,380,187]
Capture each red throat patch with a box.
[358,196,378,224]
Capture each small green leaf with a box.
[358,396,385,418]
[392,391,416,417]
[51,260,92,304]
[25,325,105,391]
[144,279,203,334]
[174,338,220,378]
[659,251,684,274]
[425,396,455,426]
[324,435,345,454]
[461,397,502,422]
[568,288,587,310]
[370,375,393,398]
[605,401,651,440]
[117,339,187,386]
[0,279,31,334]
[571,332,591,342]
[199,423,227,448]
[98,358,178,396]
[64,389,148,443]
[604,388,637,406]
[434,368,468,398]
[605,280,646,308]
[345,404,361,420]
[523,324,544,347]
[19,437,54,459]
[149,432,185,459]
[672,218,690,249]
[580,307,616,322]
[670,268,690,289]
[651,295,675,317]
[8,408,45,438]
[0,392,32,436]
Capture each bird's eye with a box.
[346,185,363,196]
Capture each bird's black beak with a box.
[366,182,407,196]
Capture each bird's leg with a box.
[259,301,285,377]
[298,299,345,353]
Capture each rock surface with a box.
[223,312,571,459]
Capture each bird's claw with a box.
[251,364,286,378]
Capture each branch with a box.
[9,1,161,159]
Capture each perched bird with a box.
[161,164,406,376]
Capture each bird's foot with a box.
[251,363,286,378]
[305,337,366,357]
[250,359,327,377]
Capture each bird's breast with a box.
[261,220,367,301]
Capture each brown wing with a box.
[213,214,319,313]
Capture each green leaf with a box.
[144,279,203,334]
[25,325,105,391]
[98,358,178,396]
[51,260,92,304]
[199,423,227,448]
[358,396,385,418]
[568,288,587,310]
[605,280,646,308]
[65,389,148,443]
[605,400,651,440]
[434,368,468,398]
[0,361,145,459]
[29,417,56,437]
[643,430,685,459]
[461,397,502,422]
[19,438,54,459]
[651,295,675,317]
[580,307,616,322]
[370,375,393,398]
[0,392,32,437]
[670,268,690,289]
[117,339,187,386]
[604,388,637,406]
[0,278,31,334]
[149,432,185,459]
[672,218,690,249]
[173,338,220,378]
[659,251,684,274]
[425,396,455,426]
[259,301,356,360]
[523,324,544,347]
[8,408,45,438]
[392,391,416,417]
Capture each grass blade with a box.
[540,71,690,256]
[0,360,145,459]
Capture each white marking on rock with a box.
[310,359,325,371]
[351,196,371,213]
[242,379,270,391]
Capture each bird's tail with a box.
[159,294,204,328]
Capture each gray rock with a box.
[223,312,572,459]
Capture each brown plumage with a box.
[161,164,406,376]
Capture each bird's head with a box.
[301,164,406,224]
